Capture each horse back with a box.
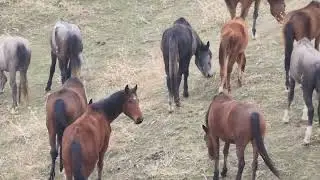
[62,109,111,177]
[208,97,265,143]
[161,25,194,65]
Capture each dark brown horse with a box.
[0,35,31,113]
[282,38,320,145]
[218,17,248,93]
[46,77,89,180]
[45,20,84,92]
[283,0,320,90]
[224,0,286,39]
[62,85,143,180]
[202,92,279,180]
[161,17,213,113]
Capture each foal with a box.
[218,17,248,93]
[46,77,89,180]
[282,38,320,145]
[45,20,84,92]
[202,92,279,180]
[62,85,143,179]
[0,35,31,112]
[224,0,286,39]
[283,0,320,90]
[161,17,213,113]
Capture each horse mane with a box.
[90,90,126,121]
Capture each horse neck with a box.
[91,91,125,123]
[193,31,203,54]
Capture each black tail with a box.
[283,22,294,79]
[67,33,83,78]
[168,35,179,100]
[16,43,30,69]
[71,140,86,180]
[250,112,280,178]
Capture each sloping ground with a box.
[0,0,319,179]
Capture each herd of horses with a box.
[0,0,320,179]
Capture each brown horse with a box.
[218,17,248,93]
[224,0,286,39]
[283,0,320,90]
[62,85,143,180]
[0,35,31,113]
[202,92,279,180]
[46,77,89,180]
[45,20,84,92]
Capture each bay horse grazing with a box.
[46,77,89,180]
[45,20,84,92]
[202,92,280,180]
[62,85,143,179]
[224,0,286,39]
[218,17,248,93]
[282,38,320,145]
[0,35,31,113]
[283,0,320,90]
[161,17,213,113]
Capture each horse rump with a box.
[250,112,280,178]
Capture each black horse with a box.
[161,17,213,113]
[45,20,84,92]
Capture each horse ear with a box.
[125,84,130,94]
[202,125,208,133]
[133,84,138,92]
[206,41,210,48]
[88,99,93,104]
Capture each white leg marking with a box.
[303,126,313,145]
[251,32,258,40]
[218,86,224,93]
[302,105,308,121]
[282,109,290,123]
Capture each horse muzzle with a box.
[135,117,144,124]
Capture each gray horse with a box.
[0,35,31,112]
[282,37,320,145]
[45,20,83,92]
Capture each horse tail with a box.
[67,33,82,78]
[283,22,294,78]
[250,112,280,178]
[16,43,30,103]
[168,34,179,100]
[71,140,85,180]
[314,64,320,94]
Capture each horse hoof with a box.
[218,86,224,93]
[10,107,18,114]
[213,171,219,180]
[183,91,189,98]
[282,109,289,123]
[221,168,227,177]
[168,105,174,113]
[45,87,51,92]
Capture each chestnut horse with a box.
[0,35,31,113]
[224,0,286,39]
[62,85,143,179]
[46,77,89,180]
[218,17,248,93]
[283,0,320,90]
[45,20,84,92]
[202,92,279,180]
[161,17,213,113]
[282,38,320,145]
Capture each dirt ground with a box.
[0,0,320,179]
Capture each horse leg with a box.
[252,0,261,39]
[283,77,295,123]
[49,131,58,180]
[315,36,320,51]
[226,58,234,93]
[240,1,251,19]
[174,71,182,107]
[97,144,108,180]
[166,75,174,113]
[302,87,314,145]
[0,71,7,94]
[9,70,18,113]
[58,58,68,84]
[19,70,29,106]
[183,70,189,98]
[224,0,236,18]
[221,142,230,177]
[45,51,57,92]
[251,142,258,180]
[237,53,246,87]
[235,143,245,180]
[212,137,220,180]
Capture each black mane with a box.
[90,90,126,121]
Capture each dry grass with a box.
[0,0,320,179]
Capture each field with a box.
[1,0,320,179]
